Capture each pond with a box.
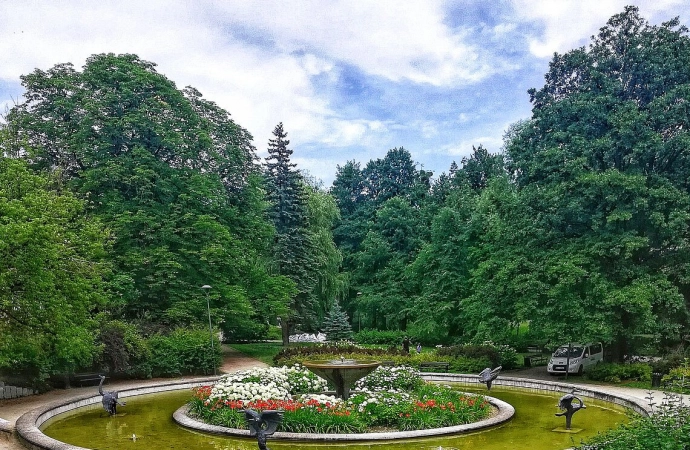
[42,385,628,450]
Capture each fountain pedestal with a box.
[302,360,380,400]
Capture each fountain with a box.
[302,358,380,400]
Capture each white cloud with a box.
[207,0,501,87]
[0,0,505,156]
[511,0,690,58]
[439,135,504,158]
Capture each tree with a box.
[0,156,109,384]
[321,301,354,341]
[264,123,315,344]
[6,53,285,335]
[504,7,690,357]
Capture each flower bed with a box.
[188,365,491,434]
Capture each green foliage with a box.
[97,320,150,377]
[353,329,407,346]
[578,395,690,450]
[7,53,288,340]
[0,156,108,385]
[274,343,406,365]
[321,301,354,341]
[662,359,690,394]
[273,345,491,373]
[437,343,518,369]
[147,328,221,377]
[586,363,652,383]
[192,365,490,433]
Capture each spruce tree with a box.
[264,123,316,344]
[322,301,354,342]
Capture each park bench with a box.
[72,373,107,387]
[524,346,548,367]
[419,362,450,373]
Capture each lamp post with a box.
[201,285,216,375]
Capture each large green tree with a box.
[7,53,285,335]
[264,123,316,344]
[0,156,109,384]
[503,6,690,357]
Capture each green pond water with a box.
[42,385,629,450]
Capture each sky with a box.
[2,1,690,186]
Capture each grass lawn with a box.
[229,342,283,365]
[229,342,323,365]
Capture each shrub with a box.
[147,328,221,377]
[273,343,408,365]
[577,394,690,449]
[353,329,407,346]
[661,359,690,394]
[586,363,651,383]
[436,342,518,369]
[97,320,150,377]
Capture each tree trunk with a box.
[281,318,290,347]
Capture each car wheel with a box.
[577,365,583,375]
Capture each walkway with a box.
[0,345,267,450]
[506,365,690,408]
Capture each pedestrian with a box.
[402,337,410,353]
[416,343,422,353]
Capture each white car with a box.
[547,342,603,375]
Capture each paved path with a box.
[0,345,267,450]
[505,365,690,407]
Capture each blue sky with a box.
[2,0,689,186]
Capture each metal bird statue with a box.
[242,409,284,450]
[478,366,502,390]
[98,375,125,415]
[555,389,586,429]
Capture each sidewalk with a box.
[0,345,267,450]
[506,365,690,407]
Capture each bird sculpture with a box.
[478,366,502,390]
[242,409,284,450]
[98,375,126,415]
[555,389,586,429]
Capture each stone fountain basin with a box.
[302,360,380,400]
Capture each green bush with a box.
[578,395,690,449]
[586,363,651,383]
[353,329,407,346]
[147,328,221,377]
[274,343,408,365]
[436,343,518,369]
[97,320,151,377]
[661,360,690,394]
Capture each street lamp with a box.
[201,285,216,375]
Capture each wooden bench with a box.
[72,373,107,387]
[524,354,548,367]
[524,346,548,367]
[419,362,450,373]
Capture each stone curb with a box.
[173,395,514,441]
[15,374,650,449]
[15,377,217,450]
[419,372,652,417]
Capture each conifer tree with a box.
[322,301,354,342]
[264,123,316,344]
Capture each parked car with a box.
[547,342,603,375]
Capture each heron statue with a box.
[478,366,502,390]
[555,389,586,429]
[242,409,284,450]
[97,375,126,415]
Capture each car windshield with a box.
[553,346,584,358]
